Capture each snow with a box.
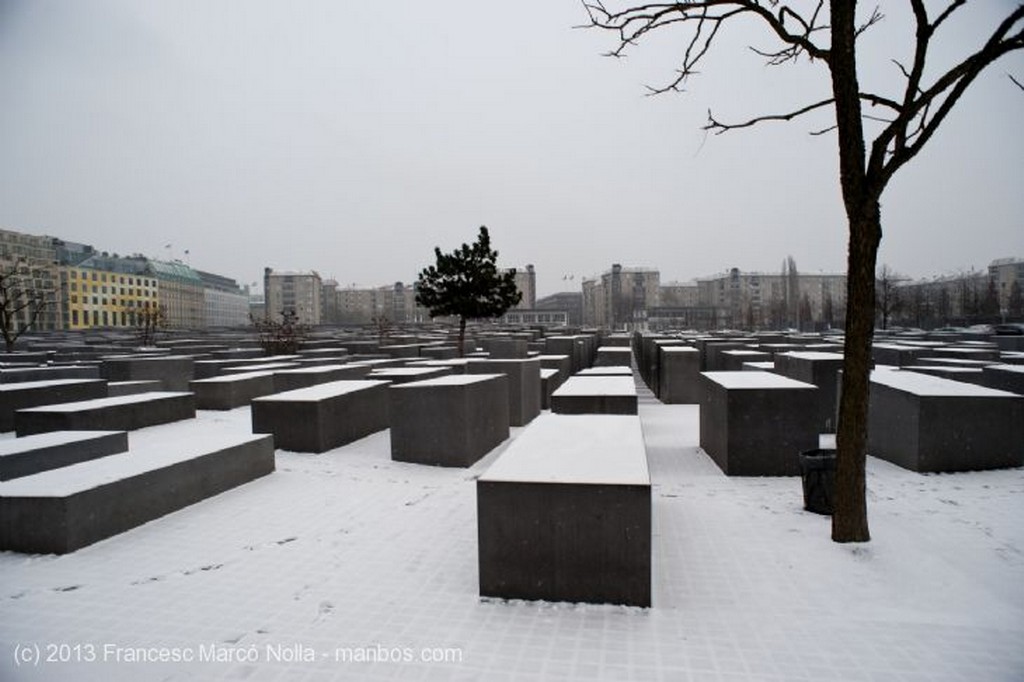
[575,366,633,376]
[393,374,503,389]
[0,428,265,497]
[0,431,123,456]
[0,378,102,392]
[479,414,648,486]
[273,364,350,375]
[15,392,191,413]
[551,375,637,397]
[190,371,275,384]
[0,383,1022,681]
[702,370,816,390]
[660,345,698,353]
[251,380,390,402]
[781,351,845,361]
[988,364,1024,374]
[367,368,448,378]
[222,362,297,372]
[873,370,1019,397]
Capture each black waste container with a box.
[799,449,836,515]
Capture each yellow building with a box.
[60,266,159,330]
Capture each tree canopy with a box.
[416,226,522,354]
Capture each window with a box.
[71,271,77,279]
[72,310,79,325]
[71,283,77,292]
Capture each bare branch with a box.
[704,98,834,134]
[581,0,831,96]
[870,7,1024,187]
[1011,73,1024,91]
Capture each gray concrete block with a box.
[190,372,277,410]
[594,347,633,368]
[774,351,845,433]
[481,337,529,359]
[0,430,128,481]
[981,364,1024,394]
[15,392,196,436]
[467,359,541,427]
[551,375,638,415]
[0,379,109,432]
[868,370,1024,472]
[0,434,274,554]
[366,366,453,385]
[272,363,371,393]
[477,414,651,607]
[699,371,819,476]
[390,374,509,467]
[251,380,390,453]
[658,347,701,404]
[101,355,196,391]
[0,365,102,384]
[107,380,163,397]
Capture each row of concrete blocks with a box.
[251,364,641,464]
[696,368,1024,476]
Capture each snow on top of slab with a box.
[393,374,503,388]
[873,343,922,351]
[253,380,390,402]
[0,378,103,392]
[661,346,698,353]
[0,433,270,497]
[781,351,845,361]
[17,392,191,412]
[368,367,445,377]
[986,364,1024,374]
[0,430,124,456]
[479,414,649,485]
[223,362,297,372]
[903,366,981,375]
[552,375,637,397]
[597,347,633,353]
[273,364,350,375]
[722,349,768,357]
[540,368,559,379]
[702,371,815,390]
[191,371,275,384]
[871,370,1019,397]
[577,367,633,376]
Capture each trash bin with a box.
[799,449,836,515]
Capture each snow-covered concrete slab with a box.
[480,414,648,486]
[478,414,650,606]
[0,433,274,554]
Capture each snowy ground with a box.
[1,383,1022,681]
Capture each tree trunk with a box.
[457,316,467,358]
[833,201,881,543]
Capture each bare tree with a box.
[876,264,904,330]
[250,309,308,356]
[136,302,166,347]
[0,259,56,352]
[584,1,1024,542]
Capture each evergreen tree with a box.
[415,226,521,356]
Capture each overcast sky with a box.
[1,1,1021,297]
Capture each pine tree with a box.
[415,226,522,356]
